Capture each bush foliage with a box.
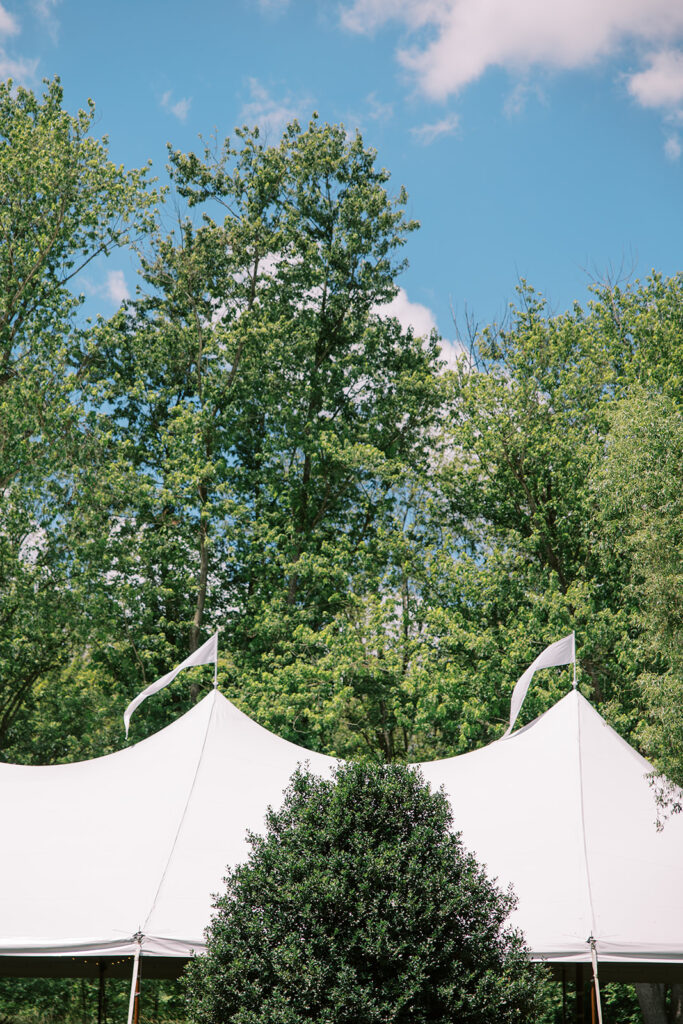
[185,761,547,1024]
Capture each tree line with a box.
[3,73,683,1024]
[2,77,682,795]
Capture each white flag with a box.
[503,632,575,738]
[124,632,218,737]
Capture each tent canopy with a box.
[1,687,682,979]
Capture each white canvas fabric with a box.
[420,689,683,964]
[1,687,683,967]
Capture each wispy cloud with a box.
[664,134,682,162]
[341,0,683,154]
[626,49,683,156]
[411,113,459,145]
[83,269,130,307]
[0,51,38,81]
[31,0,60,43]
[105,270,130,305]
[239,78,313,137]
[0,3,38,85]
[341,0,683,98]
[256,0,290,12]
[161,90,192,122]
[627,50,683,110]
[504,80,546,117]
[0,2,18,36]
[365,91,393,121]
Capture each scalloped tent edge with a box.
[1,688,683,984]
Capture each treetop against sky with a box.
[2,0,682,349]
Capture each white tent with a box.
[1,686,682,980]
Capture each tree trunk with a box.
[190,483,209,702]
[671,985,683,1023]
[636,983,669,1024]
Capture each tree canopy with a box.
[4,74,683,1024]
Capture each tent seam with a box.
[576,693,598,942]
[141,690,219,940]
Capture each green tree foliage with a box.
[6,80,683,1024]
[0,975,185,1024]
[423,285,629,745]
[75,117,446,749]
[185,761,548,1024]
[0,77,155,755]
[426,275,683,750]
[595,388,683,791]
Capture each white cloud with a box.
[0,51,37,81]
[340,0,683,100]
[627,50,683,109]
[161,90,192,122]
[438,338,467,370]
[83,270,130,307]
[664,133,682,161]
[0,1,38,85]
[375,287,466,369]
[411,113,459,144]
[0,2,19,37]
[239,78,312,137]
[105,270,130,305]
[171,97,191,121]
[377,287,438,336]
[503,80,546,117]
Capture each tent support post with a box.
[127,939,142,1024]
[576,964,585,1024]
[562,968,567,1024]
[97,961,106,1024]
[589,938,603,1024]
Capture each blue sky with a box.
[4,0,683,355]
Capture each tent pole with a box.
[126,939,142,1024]
[133,953,141,1024]
[562,968,567,1024]
[589,938,604,1024]
[576,964,584,1024]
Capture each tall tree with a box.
[78,118,446,745]
[0,77,155,754]
[429,285,633,743]
[594,388,683,793]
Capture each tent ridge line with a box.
[576,695,598,940]
[577,697,604,1022]
[141,690,219,935]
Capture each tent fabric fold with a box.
[1,687,683,969]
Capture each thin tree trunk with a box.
[636,983,669,1024]
[190,497,209,653]
[190,482,209,702]
[671,985,683,1024]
